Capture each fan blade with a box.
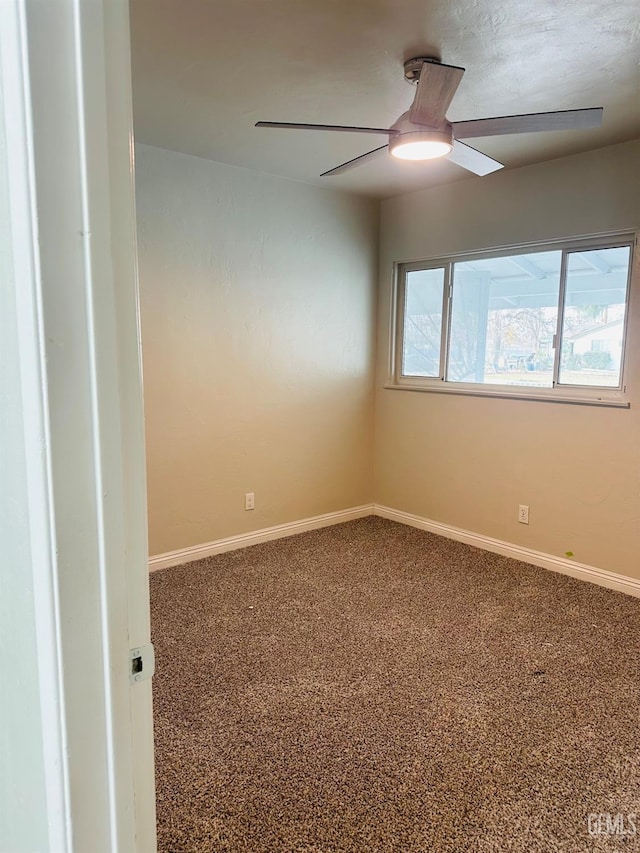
[320,144,389,177]
[447,140,503,176]
[256,121,394,135]
[409,60,465,126]
[453,107,603,139]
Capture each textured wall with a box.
[375,140,640,578]
[136,145,378,555]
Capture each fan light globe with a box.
[390,131,453,161]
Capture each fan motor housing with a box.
[390,111,453,137]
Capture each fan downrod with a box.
[403,56,441,85]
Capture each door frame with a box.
[0,1,156,849]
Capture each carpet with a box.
[150,517,640,852]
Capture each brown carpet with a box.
[150,517,640,852]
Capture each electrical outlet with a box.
[518,504,529,524]
[245,492,255,511]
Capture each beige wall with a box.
[375,140,640,578]
[136,145,378,555]
[137,139,640,579]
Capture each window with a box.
[393,235,634,404]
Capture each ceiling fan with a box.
[256,57,603,177]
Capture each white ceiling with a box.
[129,0,640,199]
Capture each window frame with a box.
[390,232,636,407]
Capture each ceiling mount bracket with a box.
[403,56,441,85]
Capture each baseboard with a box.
[148,504,374,572]
[374,504,640,599]
[149,501,640,599]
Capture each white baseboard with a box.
[148,504,374,572]
[374,504,640,599]
[149,501,640,599]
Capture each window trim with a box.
[389,232,635,408]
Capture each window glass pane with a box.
[401,268,445,377]
[448,251,562,386]
[558,246,630,388]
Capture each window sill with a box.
[383,380,631,408]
